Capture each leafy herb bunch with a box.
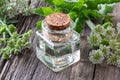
[0,0,36,59]
[88,22,120,67]
[0,20,32,59]
[35,0,120,32]
[0,0,40,18]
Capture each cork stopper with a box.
[45,12,70,30]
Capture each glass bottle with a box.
[35,13,80,72]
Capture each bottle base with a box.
[36,47,80,72]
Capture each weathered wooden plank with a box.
[0,58,6,74]
[32,61,72,80]
[80,25,91,62]
[94,64,120,80]
[70,62,95,80]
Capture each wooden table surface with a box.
[0,1,120,80]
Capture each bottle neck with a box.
[42,21,74,42]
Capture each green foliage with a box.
[36,21,42,30]
[0,20,32,59]
[0,0,40,18]
[35,7,54,16]
[88,22,120,67]
[89,49,104,64]
[35,0,120,33]
[0,0,35,59]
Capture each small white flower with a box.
[100,45,110,57]
[109,40,119,50]
[3,0,39,18]
[105,27,115,39]
[88,32,102,48]
[94,24,105,36]
[107,54,117,65]
[117,58,120,67]
[89,49,104,64]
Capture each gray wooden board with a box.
[1,1,120,80]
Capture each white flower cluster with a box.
[1,0,39,18]
[88,22,120,67]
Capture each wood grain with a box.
[1,1,120,80]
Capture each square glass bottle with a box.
[35,13,80,72]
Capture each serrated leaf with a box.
[74,18,83,33]
[68,11,78,21]
[8,24,16,33]
[0,25,6,34]
[35,7,54,16]
[54,8,62,12]
[2,53,9,59]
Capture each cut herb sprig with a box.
[88,22,120,67]
[0,0,40,19]
[0,20,32,59]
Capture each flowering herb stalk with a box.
[0,19,32,59]
[0,0,40,18]
[88,22,120,67]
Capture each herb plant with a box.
[0,0,35,59]
[0,0,40,18]
[35,0,120,32]
[0,20,32,59]
[88,22,120,67]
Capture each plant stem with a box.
[86,20,95,31]
[115,32,119,40]
[0,20,12,37]
[3,32,6,43]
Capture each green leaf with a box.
[74,18,83,33]
[86,1,98,10]
[0,25,6,34]
[24,42,31,47]
[2,53,9,59]
[101,39,109,45]
[7,20,18,24]
[53,0,77,12]
[44,0,54,5]
[68,11,78,21]
[107,54,117,65]
[35,7,54,16]
[0,38,5,44]
[54,8,62,12]
[102,22,113,28]
[36,21,42,30]
[104,5,114,14]
[8,24,16,33]
[53,0,64,6]
[87,10,102,19]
